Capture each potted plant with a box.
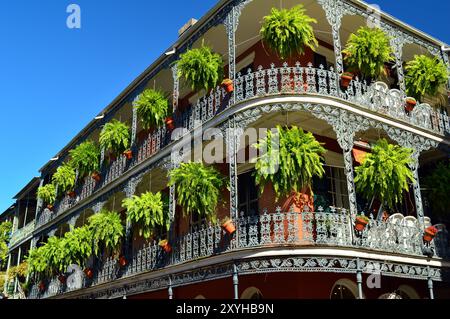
[423,225,438,243]
[341,72,354,88]
[84,268,94,279]
[168,162,229,224]
[134,89,170,132]
[122,191,171,239]
[355,214,370,231]
[58,274,67,284]
[38,280,46,292]
[159,239,172,253]
[405,97,417,112]
[405,55,448,102]
[221,78,234,93]
[253,125,326,212]
[177,43,224,92]
[99,119,131,161]
[221,216,236,235]
[260,5,318,59]
[52,163,76,198]
[165,116,175,131]
[36,184,56,211]
[69,140,101,182]
[62,225,94,269]
[118,255,127,267]
[88,209,124,257]
[354,139,415,212]
[343,26,394,82]
[123,149,133,160]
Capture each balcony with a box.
[35,62,450,231]
[29,206,449,299]
[9,222,35,248]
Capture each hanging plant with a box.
[177,43,224,92]
[260,5,318,59]
[99,119,131,158]
[253,125,326,201]
[0,221,12,268]
[52,163,76,196]
[354,139,415,209]
[343,26,394,80]
[122,191,170,239]
[168,162,228,223]
[37,184,56,208]
[405,55,449,101]
[69,140,101,178]
[62,226,94,267]
[26,246,50,278]
[41,236,70,275]
[134,89,170,130]
[88,209,124,256]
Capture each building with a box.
[1,0,450,299]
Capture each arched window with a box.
[397,285,420,299]
[241,287,263,300]
[330,279,358,299]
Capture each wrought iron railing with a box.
[29,207,449,299]
[35,62,450,229]
[9,222,35,248]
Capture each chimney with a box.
[178,18,198,37]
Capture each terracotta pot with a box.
[159,240,172,253]
[423,227,438,242]
[47,204,54,211]
[119,256,127,267]
[165,117,175,131]
[91,172,102,183]
[405,99,417,112]
[58,275,66,284]
[84,268,94,279]
[221,219,236,235]
[222,80,234,93]
[355,217,369,232]
[341,74,353,88]
[123,150,133,160]
[352,149,368,165]
[67,191,76,198]
[38,281,46,292]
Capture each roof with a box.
[38,0,449,174]
[13,177,40,200]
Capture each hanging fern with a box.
[354,139,414,209]
[424,160,450,218]
[62,226,94,267]
[177,43,224,92]
[52,163,76,195]
[0,221,12,268]
[405,55,449,101]
[260,5,318,59]
[41,236,69,274]
[26,246,49,277]
[69,140,100,177]
[343,26,394,80]
[253,125,326,201]
[88,209,124,256]
[134,89,169,130]
[168,162,228,223]
[99,119,131,156]
[122,192,170,239]
[36,184,56,206]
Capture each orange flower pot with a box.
[58,275,66,284]
[165,117,175,131]
[405,99,417,112]
[341,73,353,88]
[123,150,133,160]
[222,79,234,93]
[47,204,54,211]
[67,191,76,198]
[119,256,127,267]
[355,216,369,232]
[423,226,438,243]
[159,240,172,253]
[84,268,94,279]
[221,219,236,235]
[91,172,101,183]
[38,281,46,292]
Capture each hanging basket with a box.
[355,215,369,231]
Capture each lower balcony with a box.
[29,206,449,299]
[9,222,35,249]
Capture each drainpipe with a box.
[356,258,363,299]
[233,264,239,300]
[427,266,435,300]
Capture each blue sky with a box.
[0,0,449,213]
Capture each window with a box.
[314,166,349,210]
[238,171,259,216]
[330,279,358,299]
[313,52,328,69]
